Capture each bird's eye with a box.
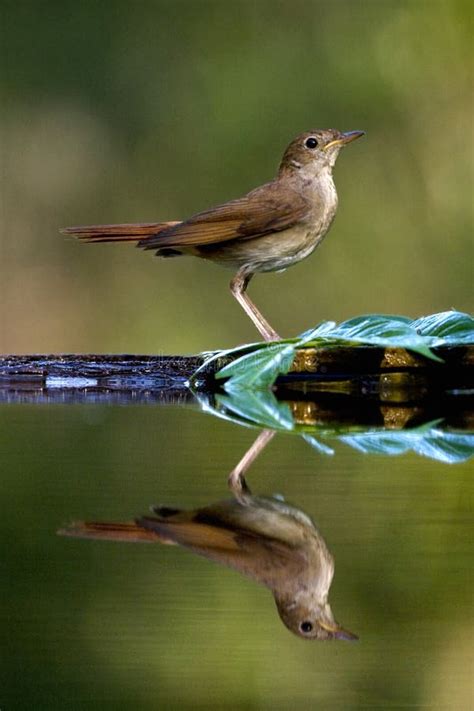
[300,621,313,634]
[304,137,318,149]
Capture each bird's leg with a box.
[228,429,276,504]
[230,269,281,342]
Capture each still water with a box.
[1,394,472,710]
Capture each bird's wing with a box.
[138,513,307,588]
[139,182,310,250]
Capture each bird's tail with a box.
[57,520,177,544]
[61,221,181,244]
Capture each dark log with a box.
[0,346,472,406]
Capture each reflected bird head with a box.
[275,596,358,641]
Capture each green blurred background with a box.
[1,0,472,355]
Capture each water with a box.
[1,397,472,710]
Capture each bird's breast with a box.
[196,171,339,273]
[252,176,339,273]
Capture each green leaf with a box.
[340,427,474,463]
[189,340,269,386]
[411,310,474,344]
[302,314,442,361]
[301,310,474,353]
[217,342,297,390]
[216,325,328,391]
[215,389,294,430]
[301,434,335,456]
[298,320,337,339]
[200,310,473,392]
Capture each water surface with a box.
[1,399,472,710]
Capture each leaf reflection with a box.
[199,390,474,464]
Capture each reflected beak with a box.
[319,619,359,641]
[333,626,359,642]
[324,130,365,151]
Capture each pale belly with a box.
[196,221,333,273]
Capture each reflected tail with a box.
[57,520,177,544]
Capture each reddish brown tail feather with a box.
[57,520,176,544]
[61,221,181,244]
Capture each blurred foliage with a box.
[1,0,472,354]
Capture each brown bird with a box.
[63,128,364,341]
[59,430,357,641]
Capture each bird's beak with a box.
[324,130,365,151]
[319,619,359,641]
[332,626,359,642]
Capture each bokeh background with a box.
[1,0,472,354]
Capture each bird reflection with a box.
[59,429,357,641]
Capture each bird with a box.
[59,430,357,641]
[63,129,364,341]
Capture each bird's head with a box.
[275,594,358,642]
[279,128,365,177]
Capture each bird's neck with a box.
[313,165,338,202]
[278,162,335,191]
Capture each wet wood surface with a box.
[0,346,472,405]
[0,354,206,382]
